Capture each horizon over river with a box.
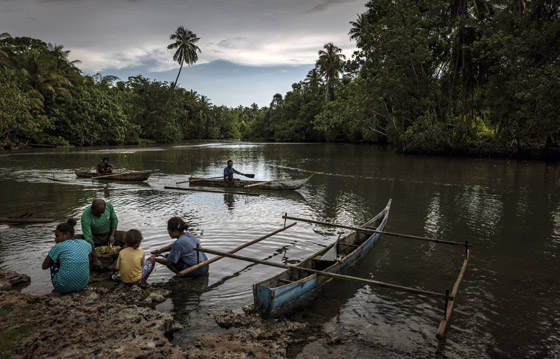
[1,141,559,358]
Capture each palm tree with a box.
[270,93,283,109]
[167,26,201,89]
[316,43,346,101]
[304,68,322,100]
[348,13,368,47]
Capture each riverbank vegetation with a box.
[1,1,559,158]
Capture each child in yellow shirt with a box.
[113,229,155,288]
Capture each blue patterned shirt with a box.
[48,239,92,294]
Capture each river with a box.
[0,141,559,358]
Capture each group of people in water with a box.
[42,199,209,294]
[41,158,247,294]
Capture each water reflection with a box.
[223,193,235,212]
[1,142,560,358]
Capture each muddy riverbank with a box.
[0,269,349,359]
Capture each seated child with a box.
[42,218,92,294]
[111,229,155,288]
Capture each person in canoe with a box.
[42,218,92,294]
[77,199,124,268]
[223,160,240,181]
[151,217,209,278]
[96,157,113,175]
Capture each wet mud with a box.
[0,269,351,359]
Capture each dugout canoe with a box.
[253,199,391,317]
[188,175,313,190]
[74,170,152,181]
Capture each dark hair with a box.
[91,199,106,212]
[56,218,77,237]
[103,157,109,162]
[227,160,233,164]
[167,217,188,232]
[124,229,143,249]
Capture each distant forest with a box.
[1,0,559,157]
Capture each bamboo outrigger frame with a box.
[178,222,297,276]
[164,186,260,196]
[189,212,469,339]
[279,213,470,339]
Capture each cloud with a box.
[217,37,248,49]
[0,0,364,105]
[305,0,357,13]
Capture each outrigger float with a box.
[185,199,470,339]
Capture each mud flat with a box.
[0,269,350,359]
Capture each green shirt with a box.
[80,201,118,247]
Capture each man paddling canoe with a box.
[223,160,240,181]
[223,160,255,181]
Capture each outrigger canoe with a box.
[188,175,313,190]
[74,170,152,181]
[253,199,391,317]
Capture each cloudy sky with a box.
[1,0,366,107]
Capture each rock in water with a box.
[0,269,31,291]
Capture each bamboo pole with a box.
[177,176,223,184]
[436,248,470,339]
[245,177,289,188]
[0,217,55,223]
[282,215,470,247]
[164,186,260,196]
[197,247,450,299]
[179,222,297,276]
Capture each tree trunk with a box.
[173,61,184,89]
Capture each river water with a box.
[0,142,559,358]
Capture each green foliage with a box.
[245,0,560,156]
[0,71,40,148]
[46,84,139,145]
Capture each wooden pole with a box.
[197,247,450,299]
[245,177,289,188]
[0,217,55,223]
[164,186,260,196]
[282,214,470,247]
[179,222,297,276]
[436,248,470,339]
[178,176,223,184]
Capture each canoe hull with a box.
[253,199,391,317]
[188,175,312,190]
[74,170,152,181]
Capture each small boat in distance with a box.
[188,175,313,190]
[74,170,153,181]
[253,199,391,317]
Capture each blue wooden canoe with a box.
[253,199,391,317]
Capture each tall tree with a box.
[348,13,369,48]
[316,43,346,101]
[167,26,201,89]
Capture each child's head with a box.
[167,217,188,238]
[55,218,77,243]
[124,229,143,249]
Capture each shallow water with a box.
[0,141,559,358]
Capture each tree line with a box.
[1,0,559,157]
[0,30,245,148]
[244,0,560,157]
